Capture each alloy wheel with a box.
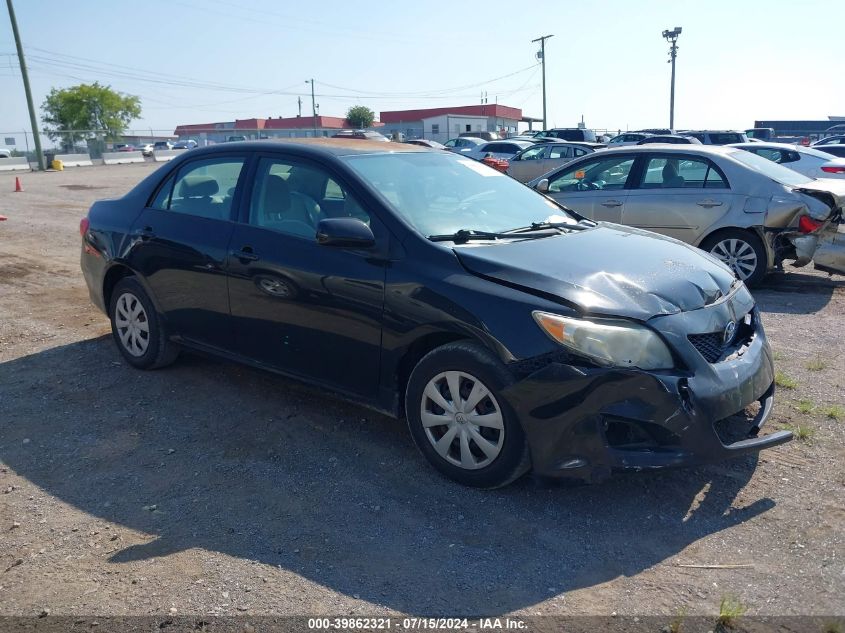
[710,238,758,281]
[420,371,505,470]
[114,292,150,357]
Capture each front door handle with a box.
[600,199,623,207]
[232,247,259,261]
[697,199,723,208]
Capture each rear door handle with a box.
[232,247,259,261]
[600,199,623,207]
[697,200,723,208]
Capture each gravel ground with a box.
[0,165,843,622]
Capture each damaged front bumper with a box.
[503,287,793,483]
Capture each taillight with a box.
[79,217,89,237]
[798,216,823,233]
[821,165,845,174]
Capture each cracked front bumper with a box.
[503,295,792,482]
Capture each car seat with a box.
[662,161,686,188]
[174,175,219,216]
[260,175,322,237]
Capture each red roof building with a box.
[379,104,538,143]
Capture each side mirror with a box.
[316,218,375,248]
[512,154,521,161]
[535,178,550,193]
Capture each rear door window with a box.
[549,145,573,160]
[639,156,728,189]
[153,157,246,220]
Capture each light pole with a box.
[531,34,553,130]
[305,79,317,136]
[662,27,682,131]
[6,0,45,170]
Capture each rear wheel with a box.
[700,229,767,286]
[109,277,178,369]
[405,341,530,488]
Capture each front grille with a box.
[688,332,724,363]
[688,311,755,364]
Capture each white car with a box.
[0,148,12,158]
[443,137,485,154]
[729,142,845,179]
[464,140,534,161]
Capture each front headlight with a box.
[533,311,674,370]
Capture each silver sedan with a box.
[528,145,845,285]
[506,142,597,182]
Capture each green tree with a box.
[345,105,375,129]
[41,82,141,151]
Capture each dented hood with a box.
[455,224,738,320]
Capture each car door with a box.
[507,144,548,182]
[622,154,735,243]
[226,154,387,397]
[126,154,247,350]
[543,153,637,222]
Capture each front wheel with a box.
[405,341,530,488]
[700,230,767,286]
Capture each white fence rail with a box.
[102,151,144,165]
[0,157,30,172]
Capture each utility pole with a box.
[297,96,302,117]
[305,79,317,136]
[662,27,682,130]
[6,0,44,170]
[531,34,553,131]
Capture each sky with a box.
[1,0,843,138]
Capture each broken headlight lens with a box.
[532,311,674,370]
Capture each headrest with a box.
[263,175,291,212]
[179,175,218,198]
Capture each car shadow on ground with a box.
[755,270,843,314]
[0,336,774,615]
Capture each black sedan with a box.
[80,140,792,488]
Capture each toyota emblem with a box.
[723,321,737,346]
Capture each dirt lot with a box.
[0,165,843,625]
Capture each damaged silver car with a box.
[529,145,845,285]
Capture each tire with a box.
[405,341,531,488]
[700,229,768,287]
[108,277,178,370]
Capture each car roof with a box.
[180,138,426,157]
[593,144,738,156]
[681,130,745,134]
[728,142,801,150]
[481,140,532,147]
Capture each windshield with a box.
[728,149,814,186]
[343,152,577,237]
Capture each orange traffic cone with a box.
[14,177,23,192]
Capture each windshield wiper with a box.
[505,220,596,234]
[428,228,557,243]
